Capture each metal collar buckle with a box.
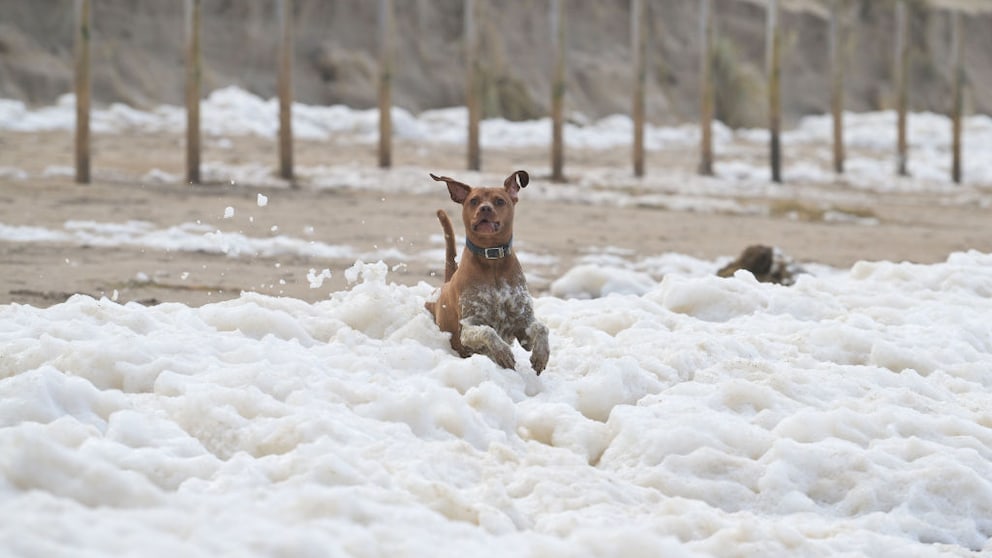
[466,237,513,260]
[483,246,508,259]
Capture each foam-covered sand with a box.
[3,91,992,556]
[3,87,992,189]
[2,256,991,556]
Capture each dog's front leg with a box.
[460,321,516,369]
[522,321,549,374]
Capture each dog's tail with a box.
[437,209,457,282]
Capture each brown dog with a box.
[425,170,549,374]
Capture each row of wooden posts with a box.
[71,0,970,186]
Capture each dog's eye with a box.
[469,197,480,206]
[495,198,506,206]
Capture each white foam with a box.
[4,88,991,192]
[3,89,992,556]
[5,256,990,555]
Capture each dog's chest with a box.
[460,281,533,337]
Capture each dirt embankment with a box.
[2,0,990,126]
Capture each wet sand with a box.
[2,130,990,307]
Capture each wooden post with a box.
[465,0,481,171]
[631,0,646,178]
[894,0,910,177]
[278,0,294,182]
[185,0,201,185]
[950,10,963,184]
[378,0,394,169]
[765,0,782,183]
[698,0,715,176]
[74,0,91,185]
[829,0,846,175]
[550,0,566,182]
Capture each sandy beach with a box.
[3,128,990,308]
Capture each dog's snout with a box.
[479,203,495,214]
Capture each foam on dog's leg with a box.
[526,321,550,374]
[461,323,516,370]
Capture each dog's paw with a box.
[490,344,516,370]
[526,322,550,375]
[530,348,549,375]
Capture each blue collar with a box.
[466,237,513,259]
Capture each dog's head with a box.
[430,170,529,247]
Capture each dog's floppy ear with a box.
[503,170,529,202]
[430,173,472,205]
